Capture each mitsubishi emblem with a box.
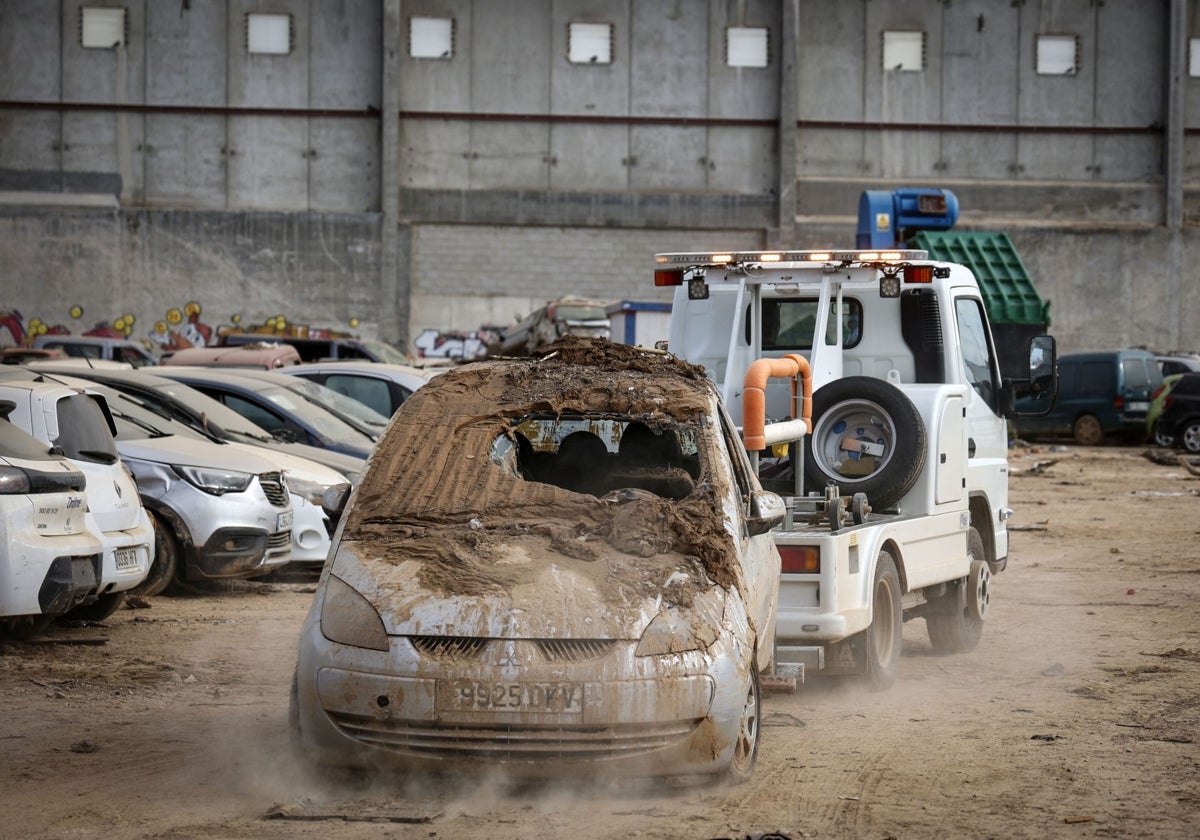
[497,642,520,667]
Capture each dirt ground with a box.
[2,444,1198,840]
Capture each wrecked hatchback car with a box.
[292,337,783,782]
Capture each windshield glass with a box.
[154,382,274,439]
[556,305,608,321]
[259,386,376,444]
[357,340,409,365]
[278,377,389,431]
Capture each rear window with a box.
[1122,358,1151,391]
[54,394,119,464]
[755,298,863,350]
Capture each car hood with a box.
[330,524,720,641]
[223,441,347,486]
[116,435,279,473]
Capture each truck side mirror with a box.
[1006,335,1057,418]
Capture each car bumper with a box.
[293,612,750,779]
[89,510,155,596]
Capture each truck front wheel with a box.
[927,527,987,654]
[803,377,926,510]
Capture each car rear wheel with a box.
[65,592,126,623]
[133,513,179,597]
[1180,420,1200,454]
[723,666,761,784]
[1151,421,1176,448]
[1072,414,1104,446]
[927,528,988,654]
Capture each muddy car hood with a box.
[331,527,719,640]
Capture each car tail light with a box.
[1151,384,1166,400]
[1113,395,1125,410]
[779,545,820,574]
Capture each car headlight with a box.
[634,586,727,657]
[284,472,329,506]
[320,575,389,651]
[172,464,253,495]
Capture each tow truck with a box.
[655,247,1056,688]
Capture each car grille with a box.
[266,530,291,557]
[535,639,615,663]
[259,472,288,507]
[408,637,616,663]
[410,636,489,659]
[326,714,699,762]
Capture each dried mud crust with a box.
[344,337,740,598]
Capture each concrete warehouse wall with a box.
[1,0,1199,356]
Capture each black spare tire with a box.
[803,376,927,511]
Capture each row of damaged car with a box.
[0,363,384,638]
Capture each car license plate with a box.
[276,510,292,531]
[115,547,139,571]
[1127,401,1149,412]
[439,680,583,714]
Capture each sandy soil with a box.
[2,444,1197,840]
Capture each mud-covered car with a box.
[292,337,784,783]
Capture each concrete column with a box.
[772,0,799,248]
[379,0,406,347]
[1165,0,1185,230]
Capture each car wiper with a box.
[73,448,119,465]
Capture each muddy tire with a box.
[0,615,55,642]
[803,377,926,510]
[1072,414,1104,446]
[133,514,179,597]
[860,551,903,691]
[723,666,761,784]
[65,592,126,623]
[927,528,988,654]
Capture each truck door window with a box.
[754,298,863,350]
[954,298,998,408]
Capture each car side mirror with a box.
[321,482,352,534]
[747,489,786,537]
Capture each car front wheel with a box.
[722,666,761,784]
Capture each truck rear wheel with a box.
[804,377,926,511]
[927,527,987,654]
[860,551,902,690]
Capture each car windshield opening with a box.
[494,415,701,501]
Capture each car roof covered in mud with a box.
[341,336,742,595]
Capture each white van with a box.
[0,418,105,639]
[0,378,154,619]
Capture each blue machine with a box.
[856,188,960,248]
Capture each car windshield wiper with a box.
[72,448,119,465]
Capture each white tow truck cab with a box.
[656,248,1056,687]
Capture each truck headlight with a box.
[172,464,253,495]
[320,575,389,651]
[634,587,726,657]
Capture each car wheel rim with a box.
[732,680,758,771]
[969,560,991,621]
[1184,425,1200,454]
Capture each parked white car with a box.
[0,418,104,639]
[292,339,782,783]
[0,377,153,620]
